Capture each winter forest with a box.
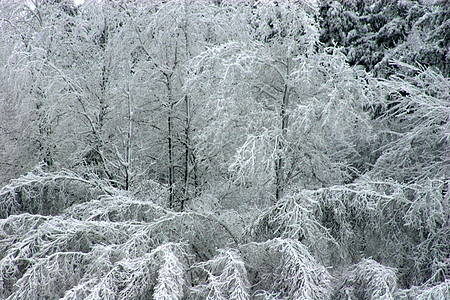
[0,0,448,299]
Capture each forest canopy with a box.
[0,0,448,299]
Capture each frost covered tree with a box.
[0,0,448,299]
[318,0,449,77]
[117,0,231,209]
[0,0,71,181]
[188,1,378,203]
[0,0,127,185]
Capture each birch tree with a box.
[119,1,226,208]
[0,0,81,183]
[189,1,377,204]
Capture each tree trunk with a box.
[181,9,193,210]
[275,58,290,201]
[124,90,133,191]
[165,74,176,209]
[181,95,190,211]
[168,105,175,209]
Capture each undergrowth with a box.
[1,167,448,299]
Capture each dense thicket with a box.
[0,0,448,299]
[319,0,449,77]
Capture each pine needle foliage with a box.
[0,164,111,218]
[0,208,191,299]
[191,249,250,300]
[243,238,332,300]
[1,167,447,298]
[248,191,337,262]
[248,177,449,287]
[0,174,241,299]
[337,258,397,300]
[154,243,187,300]
[396,279,450,300]
[414,280,450,300]
[371,66,449,183]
